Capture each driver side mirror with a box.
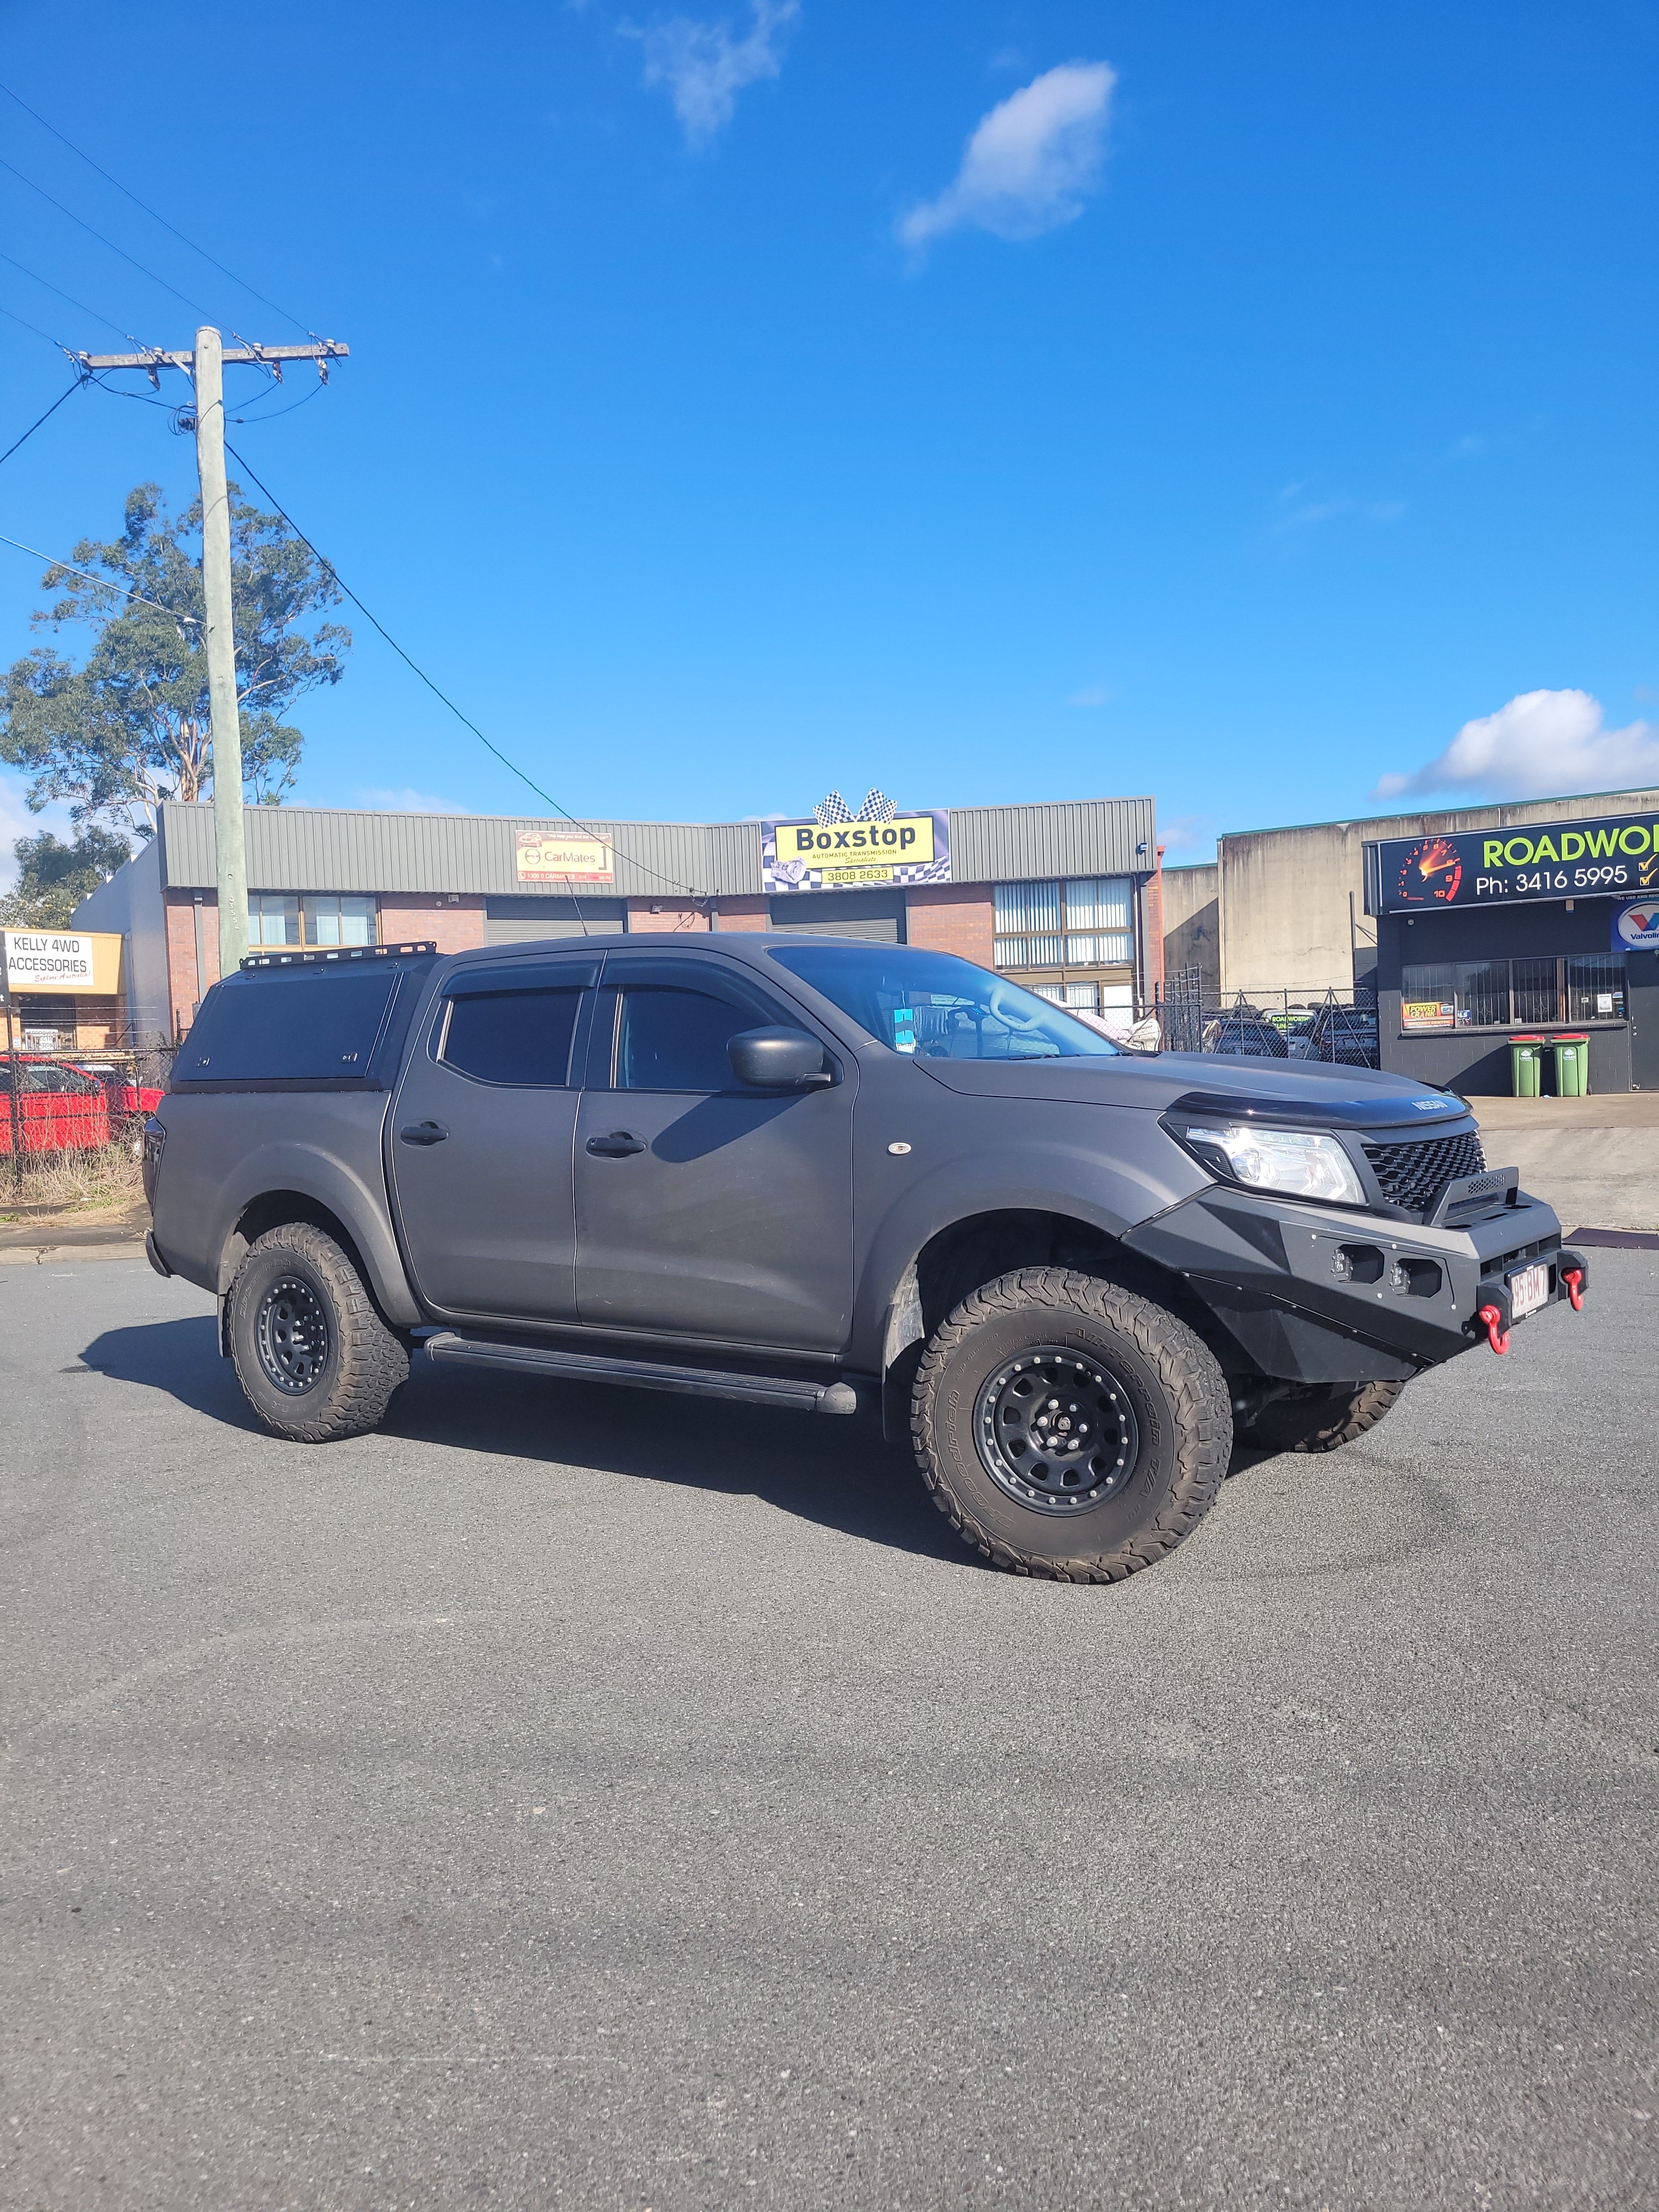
[727,1026,836,1090]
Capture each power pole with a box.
[76,332,348,983]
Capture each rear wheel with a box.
[911,1268,1233,1582]
[1240,1378,1406,1455]
[227,1222,408,1442]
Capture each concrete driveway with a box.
[3,1257,1655,2211]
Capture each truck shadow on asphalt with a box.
[79,1314,972,1567]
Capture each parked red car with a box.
[0,1057,114,1153]
[71,1063,167,1120]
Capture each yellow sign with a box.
[515,830,614,884]
[2,928,125,995]
[1402,1000,1455,1031]
[763,811,950,892]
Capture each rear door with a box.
[390,956,598,1323]
[573,953,855,1351]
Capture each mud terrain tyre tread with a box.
[228,1222,408,1443]
[911,1267,1233,1582]
[1244,1378,1406,1455]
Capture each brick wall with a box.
[627,898,710,933]
[378,895,488,956]
[904,883,995,964]
[710,898,770,933]
[1142,848,1165,1003]
[165,892,219,1036]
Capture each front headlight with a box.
[1180,1122,1364,1206]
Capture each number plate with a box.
[1508,1261,1550,1321]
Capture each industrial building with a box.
[1160,783,1659,1092]
[71,792,1164,1046]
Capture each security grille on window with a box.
[247,894,379,950]
[1402,955,1626,1030]
[994,878,1132,970]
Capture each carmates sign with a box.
[514,830,614,884]
[763,810,951,894]
[1366,811,1659,914]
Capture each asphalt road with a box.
[3,1257,1655,2212]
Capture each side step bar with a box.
[423,1330,860,1415]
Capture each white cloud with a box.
[1375,690,1659,804]
[0,773,75,893]
[352,787,472,816]
[1065,683,1113,709]
[1272,490,1406,537]
[897,61,1116,251]
[625,0,799,148]
[1159,814,1216,857]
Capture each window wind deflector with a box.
[446,958,602,996]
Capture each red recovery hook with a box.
[1477,1303,1510,1355]
[1562,1266,1584,1312]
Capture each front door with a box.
[573,955,855,1352]
[1628,950,1659,1092]
[389,956,597,1323]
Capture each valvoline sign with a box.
[1613,901,1659,951]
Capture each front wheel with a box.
[911,1268,1233,1582]
[227,1222,409,1442]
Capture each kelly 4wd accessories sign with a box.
[1366,812,1659,913]
[763,809,951,894]
[1,929,97,988]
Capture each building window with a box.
[247,894,301,946]
[1566,954,1626,1021]
[247,894,378,949]
[1402,956,1626,1030]
[304,894,378,947]
[994,878,1132,970]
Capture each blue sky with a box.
[0,0,1655,873]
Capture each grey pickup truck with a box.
[144,933,1587,1582]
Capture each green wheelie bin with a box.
[1551,1032,1590,1096]
[1509,1035,1544,1097]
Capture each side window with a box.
[617,988,748,1092]
[441,989,582,1087]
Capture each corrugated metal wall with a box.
[158,805,757,898]
[157,795,1156,899]
[946,798,1156,884]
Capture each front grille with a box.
[1363,1129,1485,1215]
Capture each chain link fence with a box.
[0,1040,177,1198]
[1152,974,1380,1068]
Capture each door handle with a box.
[398,1120,449,1146]
[586,1130,646,1157]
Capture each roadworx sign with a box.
[763,790,951,894]
[1367,811,1659,913]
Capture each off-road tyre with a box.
[227,1222,408,1443]
[911,1268,1233,1582]
[1241,1378,1406,1455]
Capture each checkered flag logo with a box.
[813,791,855,826]
[856,789,896,822]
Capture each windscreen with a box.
[173,967,403,1085]
[767,944,1119,1060]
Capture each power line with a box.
[0,297,73,353]
[0,530,199,624]
[0,153,217,324]
[0,376,84,469]
[0,249,133,342]
[0,78,313,339]
[220,438,703,901]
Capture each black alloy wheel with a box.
[255,1274,331,1394]
[974,1345,1141,1513]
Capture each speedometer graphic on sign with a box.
[1396,836,1464,905]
